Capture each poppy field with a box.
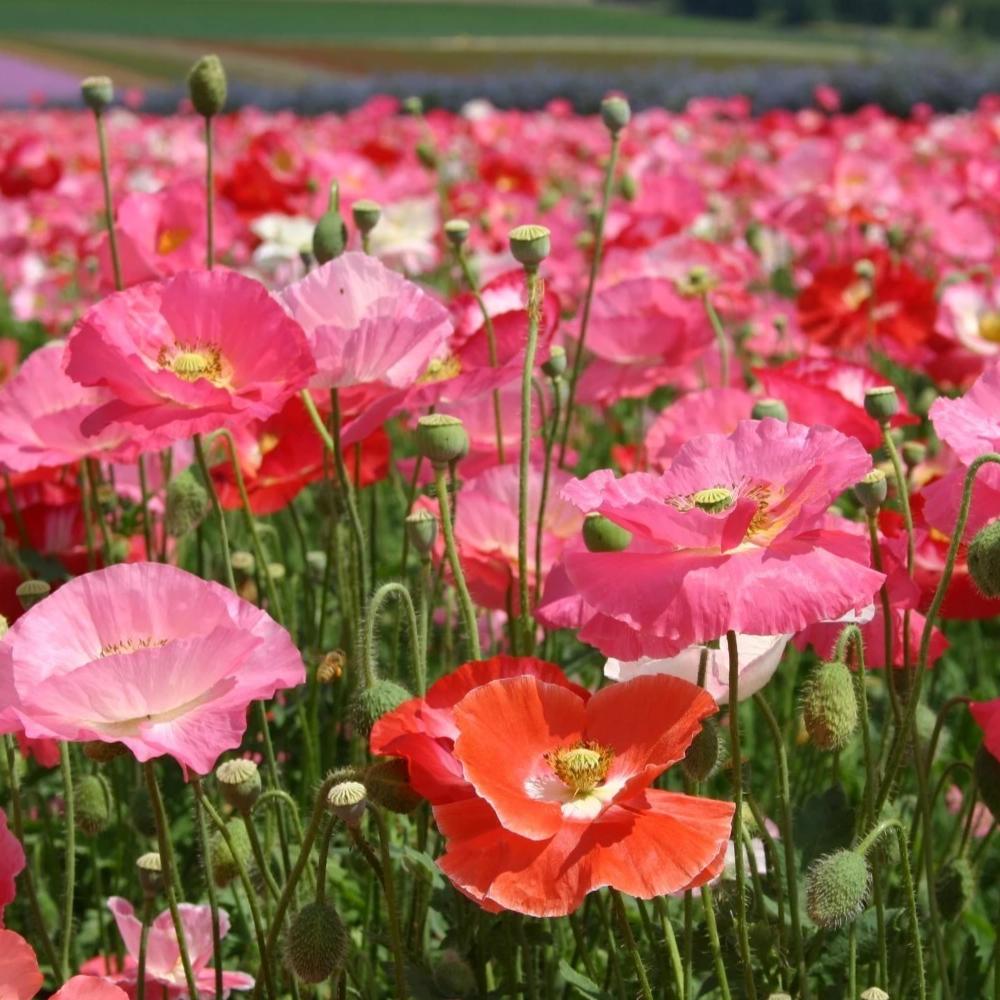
[1,55,1000,1000]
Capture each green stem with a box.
[193,433,236,590]
[699,885,732,1000]
[136,897,153,1000]
[371,808,408,1000]
[137,454,155,561]
[534,376,561,606]
[703,294,730,388]
[609,890,654,1000]
[242,810,281,901]
[653,897,685,1000]
[93,110,123,290]
[866,512,901,723]
[205,116,215,269]
[191,782,224,1000]
[59,744,76,979]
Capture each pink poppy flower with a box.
[0,807,25,927]
[0,929,43,1000]
[936,280,1000,361]
[556,419,884,658]
[0,562,304,775]
[645,388,754,471]
[64,269,315,443]
[278,252,452,392]
[105,896,253,998]
[52,977,129,1000]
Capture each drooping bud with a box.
[405,509,438,555]
[350,679,411,736]
[165,469,209,537]
[600,95,631,135]
[541,345,567,380]
[313,183,348,264]
[285,901,349,984]
[209,818,252,888]
[681,718,720,782]
[16,579,50,611]
[854,469,888,515]
[863,386,899,422]
[751,398,788,421]
[582,512,632,553]
[215,759,262,812]
[416,414,468,467]
[74,774,113,836]
[974,744,1000,821]
[444,218,470,249]
[187,55,227,117]
[805,849,871,928]
[81,76,114,114]
[432,950,477,998]
[352,199,381,237]
[967,520,1000,599]
[326,780,367,827]
[508,224,551,269]
[934,855,975,921]
[802,660,858,751]
[364,758,422,814]
[136,852,163,897]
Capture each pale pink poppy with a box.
[555,419,884,658]
[0,807,25,927]
[0,929,42,1000]
[106,896,253,997]
[936,280,1000,360]
[645,388,754,471]
[0,562,303,775]
[278,251,452,392]
[64,269,315,443]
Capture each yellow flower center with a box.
[158,344,225,385]
[979,311,1000,344]
[419,355,462,384]
[545,741,614,796]
[156,227,192,255]
[692,487,735,514]
[841,278,872,311]
[100,637,168,657]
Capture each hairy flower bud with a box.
[864,386,899,422]
[934,856,975,921]
[74,774,113,836]
[81,76,113,114]
[16,579,50,611]
[802,660,858,751]
[582,512,632,553]
[350,680,411,736]
[681,718,720,782]
[416,414,468,467]
[967,520,1000,599]
[165,469,209,537]
[215,759,262,812]
[285,901,349,984]
[806,850,871,928]
[187,54,227,117]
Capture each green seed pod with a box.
[81,76,113,114]
[74,774,113,836]
[416,414,468,467]
[802,660,858,752]
[165,469,209,537]
[326,780,367,827]
[444,218,470,248]
[805,849,871,928]
[751,398,788,421]
[405,509,438,556]
[863,386,899,422]
[187,54,227,117]
[364,758,422,814]
[600,95,631,135]
[508,224,551,268]
[582,512,632,553]
[901,440,927,467]
[432,949,477,998]
[313,183,348,264]
[136,852,163,897]
[16,579,50,611]
[129,786,157,838]
[854,469,888,515]
[352,198,381,236]
[215,759,262,812]
[681,718,720,782]
[285,901,349,984]
[209,818,252,888]
[350,679,411,736]
[934,856,975,921]
[542,345,567,380]
[974,744,1000,821]
[968,520,1000,599]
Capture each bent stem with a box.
[364,581,425,694]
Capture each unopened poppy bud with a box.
[81,76,113,114]
[136,852,163,897]
[350,679,410,736]
[864,386,899,422]
[934,856,975,921]
[432,950,477,998]
[402,95,424,117]
[974,744,1000,821]
[209,818,252,888]
[751,398,788,421]
[313,183,348,264]
[681,718,720,782]
[861,988,890,999]
[967,520,1000,598]
[416,414,468,467]
[805,849,871,928]
[326,780,367,827]
[352,199,381,236]
[619,173,638,201]
[854,469,888,514]
[901,441,926,467]
[187,54,227,117]
[165,469,209,537]
[317,650,345,684]
[600,95,631,135]
[542,346,567,380]
[16,579,50,611]
[583,512,632,553]
[444,218,470,248]
[508,224,551,268]
[285,901,349,984]
[231,550,255,579]
[364,758,422,814]
[74,774,113,836]
[802,660,858,751]
[405,509,438,555]
[215,759,262,812]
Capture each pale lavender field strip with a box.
[0,51,81,104]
